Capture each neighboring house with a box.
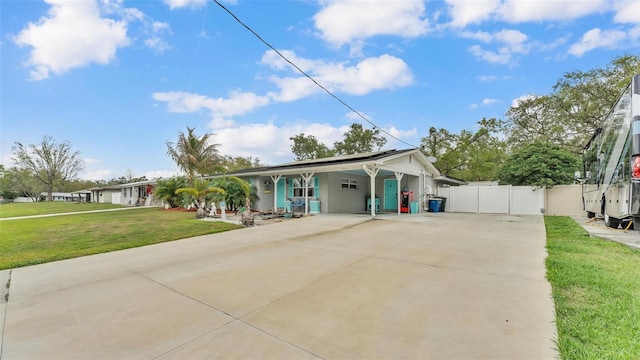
[71,190,91,203]
[87,186,122,205]
[14,192,89,202]
[45,192,89,202]
[222,148,454,216]
[118,180,162,206]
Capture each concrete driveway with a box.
[1,213,557,359]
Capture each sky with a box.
[2,0,640,181]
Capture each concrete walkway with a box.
[0,205,158,221]
[572,216,640,249]
[1,213,557,359]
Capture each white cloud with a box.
[81,169,113,181]
[1,154,15,168]
[386,126,417,139]
[568,28,629,56]
[613,0,640,24]
[483,98,497,106]
[314,0,430,47]
[470,98,498,109]
[163,0,207,10]
[164,0,237,10]
[13,0,130,80]
[511,94,537,108]
[497,0,608,23]
[210,120,416,165]
[145,21,172,53]
[477,75,498,82]
[446,0,499,28]
[212,123,337,164]
[152,90,271,119]
[446,0,608,26]
[469,45,511,64]
[84,158,101,165]
[464,28,529,64]
[263,50,414,101]
[144,170,179,180]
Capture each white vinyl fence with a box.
[437,184,583,216]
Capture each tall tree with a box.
[11,136,84,201]
[503,95,567,148]
[503,54,640,154]
[289,134,334,161]
[333,123,387,155]
[420,119,506,181]
[153,177,187,208]
[175,178,225,219]
[166,127,221,181]
[496,141,580,187]
[2,167,44,202]
[220,155,263,172]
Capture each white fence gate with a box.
[437,185,550,215]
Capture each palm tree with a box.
[227,176,256,226]
[166,127,221,181]
[175,178,225,219]
[153,177,186,208]
[210,176,257,225]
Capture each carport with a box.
[221,148,441,217]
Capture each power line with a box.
[210,0,418,149]
[188,2,209,91]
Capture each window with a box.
[341,178,357,189]
[291,178,315,197]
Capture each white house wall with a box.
[316,173,329,214]
[248,176,273,211]
[325,172,369,213]
[111,192,122,205]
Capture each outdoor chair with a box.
[290,198,306,213]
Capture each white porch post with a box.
[395,171,404,216]
[270,175,282,213]
[363,165,380,218]
[300,172,315,215]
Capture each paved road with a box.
[0,213,557,359]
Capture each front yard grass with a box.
[0,208,242,270]
[545,216,640,359]
[0,202,123,218]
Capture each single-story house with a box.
[223,148,458,216]
[87,186,123,205]
[13,192,90,203]
[117,180,162,206]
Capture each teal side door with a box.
[384,179,398,210]
[276,178,286,208]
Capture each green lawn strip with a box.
[545,216,640,359]
[0,202,124,218]
[0,208,242,269]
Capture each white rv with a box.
[582,74,640,230]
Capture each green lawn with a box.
[0,207,242,269]
[545,216,640,359]
[0,201,123,218]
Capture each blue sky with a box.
[2,0,639,181]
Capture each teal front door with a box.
[384,179,398,210]
[276,178,286,208]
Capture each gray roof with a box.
[226,149,416,176]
